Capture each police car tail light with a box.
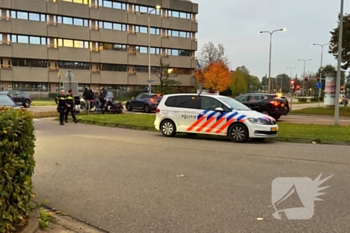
[155,108,160,113]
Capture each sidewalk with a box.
[35,208,105,233]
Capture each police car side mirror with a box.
[214,107,224,112]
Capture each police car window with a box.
[201,97,223,110]
[165,96,176,107]
[141,94,149,99]
[174,95,201,109]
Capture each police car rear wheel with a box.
[228,124,248,143]
[160,120,176,137]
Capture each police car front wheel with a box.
[160,120,176,137]
[228,124,248,143]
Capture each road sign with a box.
[146,80,154,83]
[315,82,322,89]
[290,80,295,85]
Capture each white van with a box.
[154,93,278,142]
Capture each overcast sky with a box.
[195,0,349,79]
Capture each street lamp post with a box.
[312,43,328,107]
[258,28,286,93]
[298,59,311,96]
[335,0,344,125]
[144,5,161,94]
[286,66,296,93]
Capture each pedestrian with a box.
[94,89,101,112]
[83,87,92,112]
[65,89,78,123]
[100,88,107,110]
[55,90,67,125]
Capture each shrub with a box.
[298,98,307,103]
[0,107,36,233]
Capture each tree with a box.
[231,68,247,96]
[198,42,229,68]
[275,74,291,93]
[155,55,180,93]
[329,14,350,70]
[198,60,231,92]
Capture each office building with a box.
[0,0,198,94]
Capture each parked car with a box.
[235,93,288,120]
[154,92,278,142]
[0,90,32,108]
[125,93,163,113]
[0,94,20,108]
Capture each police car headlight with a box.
[248,117,268,125]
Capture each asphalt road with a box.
[33,118,350,233]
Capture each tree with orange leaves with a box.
[196,60,231,92]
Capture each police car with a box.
[154,90,278,142]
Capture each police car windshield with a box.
[217,96,251,111]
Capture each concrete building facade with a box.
[0,0,198,94]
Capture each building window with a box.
[150,47,160,54]
[150,28,160,35]
[73,18,83,26]
[63,17,73,25]
[167,49,191,56]
[58,61,90,69]
[29,36,41,44]
[63,0,89,4]
[135,66,148,73]
[29,13,40,21]
[100,64,127,71]
[17,35,29,44]
[135,46,148,53]
[104,22,113,29]
[12,59,47,68]
[17,11,28,20]
[168,10,191,19]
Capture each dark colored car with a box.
[235,93,288,120]
[0,90,32,108]
[125,93,163,113]
[0,94,19,108]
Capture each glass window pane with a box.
[84,41,89,48]
[41,14,46,21]
[63,39,73,47]
[113,2,121,9]
[30,36,40,44]
[57,16,62,24]
[179,32,186,38]
[84,19,89,26]
[98,0,103,6]
[179,12,187,19]
[29,13,40,21]
[139,6,148,13]
[11,35,17,43]
[139,26,147,33]
[11,11,16,18]
[17,35,29,43]
[74,40,84,48]
[140,47,147,53]
[17,11,28,20]
[172,50,179,56]
[99,21,103,28]
[104,22,112,29]
[104,0,112,8]
[172,31,179,37]
[172,11,179,17]
[41,38,46,45]
[74,18,83,26]
[63,17,73,25]
[113,23,121,30]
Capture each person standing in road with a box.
[65,89,78,123]
[55,90,68,125]
[100,88,107,110]
[94,89,101,112]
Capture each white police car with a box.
[154,91,278,142]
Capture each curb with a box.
[21,209,39,233]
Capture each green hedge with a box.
[0,107,36,233]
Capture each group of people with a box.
[82,87,108,112]
[55,89,78,125]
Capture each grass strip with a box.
[76,114,350,144]
[291,107,350,116]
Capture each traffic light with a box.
[304,76,308,81]
[296,85,300,91]
[316,77,320,82]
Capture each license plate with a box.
[271,127,277,131]
[281,104,285,107]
